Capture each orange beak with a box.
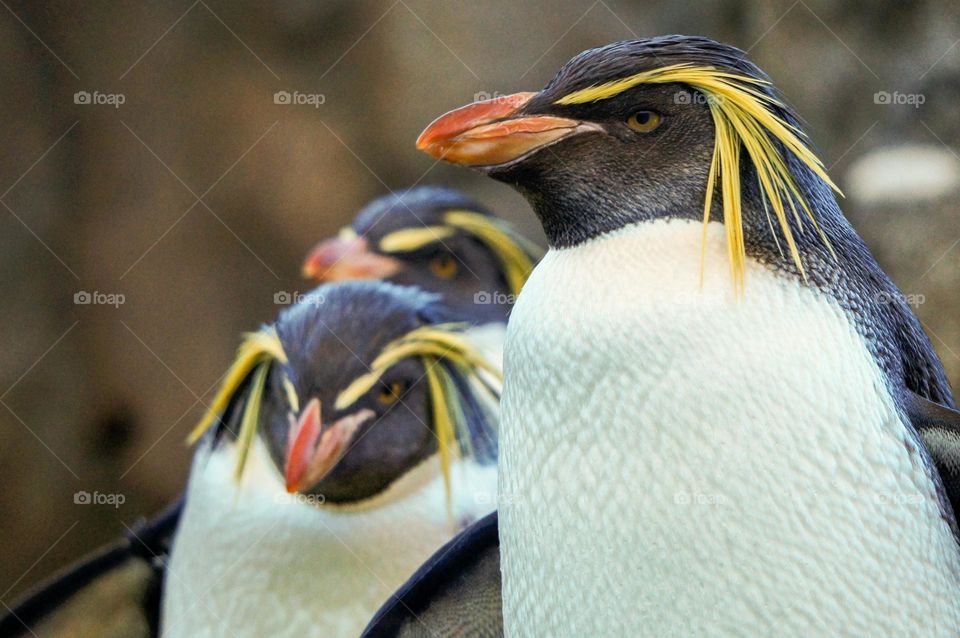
[302,235,401,282]
[416,92,601,167]
[284,398,374,493]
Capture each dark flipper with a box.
[0,498,182,638]
[362,510,502,638]
[907,391,960,520]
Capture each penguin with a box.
[302,186,542,364]
[161,281,500,637]
[366,35,960,637]
[1,282,501,638]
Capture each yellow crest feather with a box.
[378,226,456,253]
[424,362,455,520]
[187,328,288,480]
[233,364,269,481]
[556,63,842,290]
[335,324,501,410]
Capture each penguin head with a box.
[302,187,540,324]
[189,281,499,506]
[417,36,842,288]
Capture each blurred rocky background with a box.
[1,0,958,600]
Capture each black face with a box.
[352,187,516,323]
[254,282,447,504]
[494,81,716,248]
[444,36,824,255]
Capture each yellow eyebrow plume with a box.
[187,328,290,480]
[335,323,501,520]
[379,226,456,253]
[335,324,501,410]
[556,63,841,291]
[232,363,269,481]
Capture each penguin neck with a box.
[514,173,704,250]
[514,159,848,285]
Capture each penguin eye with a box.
[429,254,459,279]
[626,110,662,133]
[377,381,405,406]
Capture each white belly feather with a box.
[162,438,496,638]
[500,219,960,637]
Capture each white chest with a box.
[499,219,960,637]
[161,439,496,638]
